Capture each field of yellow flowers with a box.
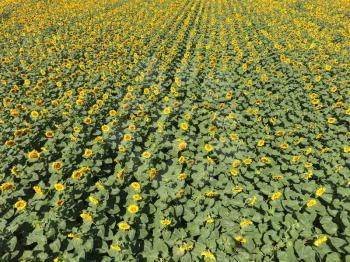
[0,0,350,261]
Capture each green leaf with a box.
[320,217,338,235]
[294,240,315,261]
[8,237,17,251]
[325,252,341,262]
[49,239,61,252]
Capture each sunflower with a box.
[178,141,187,151]
[80,213,93,221]
[33,185,43,196]
[123,134,132,141]
[257,140,265,147]
[200,250,216,260]
[10,109,19,117]
[230,169,238,176]
[240,220,253,228]
[204,144,213,152]
[93,136,102,143]
[180,122,188,130]
[178,243,193,252]
[28,150,40,161]
[71,170,83,180]
[314,236,327,247]
[305,162,313,168]
[127,204,139,214]
[271,191,282,200]
[45,130,54,138]
[234,235,247,244]
[315,186,326,197]
[5,140,16,147]
[163,107,171,114]
[306,199,317,207]
[178,155,185,164]
[88,196,99,205]
[272,175,283,180]
[206,218,215,224]
[291,155,301,163]
[100,124,109,133]
[0,182,15,192]
[231,159,241,167]
[243,158,252,165]
[142,151,151,159]
[232,186,243,193]
[14,130,23,137]
[110,244,122,251]
[30,111,40,119]
[51,161,63,171]
[131,182,141,190]
[160,219,172,226]
[324,64,332,71]
[177,173,188,181]
[14,199,27,210]
[108,109,117,117]
[225,91,233,100]
[249,196,257,205]
[314,75,322,82]
[128,124,136,131]
[176,188,185,199]
[132,194,142,201]
[327,117,336,124]
[83,117,92,125]
[280,143,289,150]
[205,191,218,198]
[260,73,268,82]
[95,181,105,190]
[330,86,337,93]
[275,130,285,136]
[24,79,31,86]
[56,199,65,206]
[230,132,239,141]
[84,149,93,158]
[118,145,126,153]
[54,183,64,191]
[247,79,253,87]
[118,222,131,230]
[149,168,157,179]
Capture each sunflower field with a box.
[0,0,350,261]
